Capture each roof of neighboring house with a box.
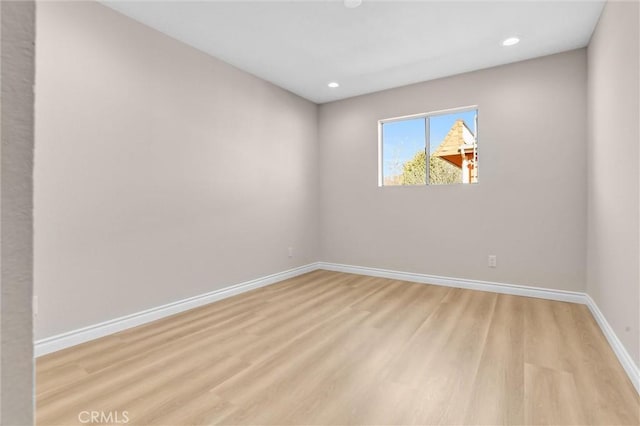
[432,119,476,168]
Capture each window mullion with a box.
[425,117,430,185]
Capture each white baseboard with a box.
[584,294,640,393]
[317,261,639,394]
[317,262,586,303]
[34,263,319,357]
[35,260,639,395]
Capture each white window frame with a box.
[378,105,478,187]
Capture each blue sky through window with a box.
[382,117,425,179]
[382,110,477,179]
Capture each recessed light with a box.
[502,37,520,47]
[328,82,340,88]
[344,0,362,8]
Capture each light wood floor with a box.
[37,270,639,425]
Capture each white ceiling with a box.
[102,1,605,104]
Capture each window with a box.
[379,107,478,186]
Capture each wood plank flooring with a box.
[36,270,640,425]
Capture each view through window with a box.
[380,108,478,186]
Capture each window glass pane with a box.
[382,117,426,186]
[429,109,478,185]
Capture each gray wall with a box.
[587,1,639,366]
[1,1,35,423]
[35,2,319,340]
[319,50,588,292]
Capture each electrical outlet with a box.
[488,255,497,268]
[288,247,294,258]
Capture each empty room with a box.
[0,0,639,424]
